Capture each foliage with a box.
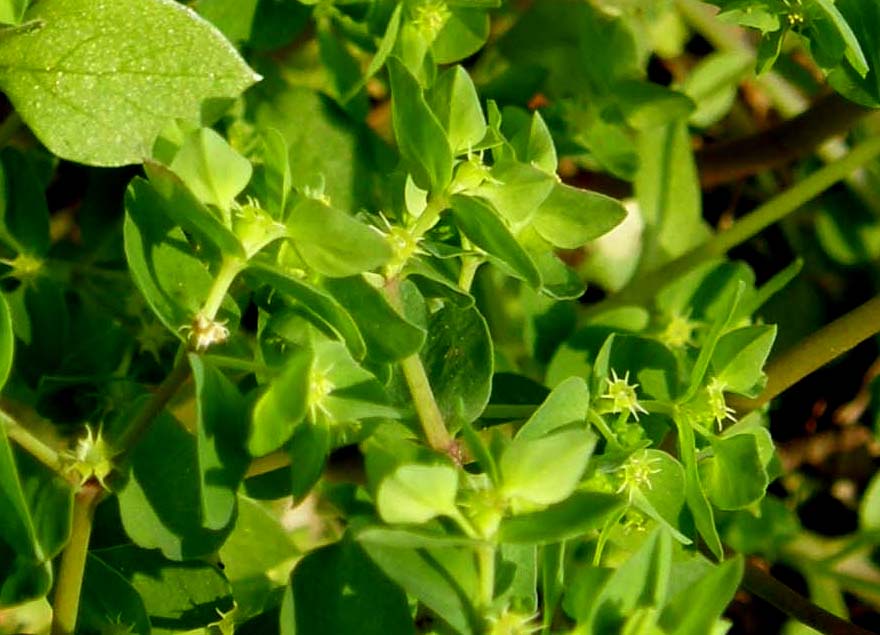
[0,1,879,634]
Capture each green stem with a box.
[114,349,191,458]
[51,483,102,635]
[399,352,453,452]
[742,561,876,635]
[589,134,880,317]
[729,294,880,412]
[589,411,622,451]
[201,257,245,321]
[0,409,65,476]
[458,255,482,293]
[410,194,449,240]
[0,111,22,148]
[384,278,453,453]
[477,543,496,609]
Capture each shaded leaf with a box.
[284,539,416,635]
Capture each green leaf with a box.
[449,194,541,288]
[0,426,51,604]
[500,429,597,508]
[140,164,245,259]
[360,541,478,635]
[357,525,477,549]
[711,325,777,397]
[168,127,253,212]
[431,7,489,63]
[660,556,744,635]
[247,261,366,360]
[498,491,623,544]
[284,539,416,635]
[575,528,672,630]
[117,406,235,560]
[681,50,752,128]
[318,21,369,119]
[287,197,392,277]
[323,276,426,362]
[614,80,695,129]
[248,345,311,456]
[0,148,50,256]
[388,57,453,192]
[828,0,880,106]
[79,555,150,635]
[684,281,745,402]
[342,4,402,103]
[255,85,392,212]
[515,376,590,440]
[420,299,493,424]
[92,545,234,633]
[810,0,868,77]
[497,543,537,613]
[471,160,556,226]
[500,107,557,174]
[700,431,769,510]
[314,339,400,424]
[674,414,723,559]
[756,27,785,75]
[0,0,259,166]
[635,120,709,269]
[0,292,13,391]
[16,451,72,564]
[630,450,689,544]
[259,127,292,219]
[289,421,331,501]
[190,355,249,530]
[219,495,298,619]
[0,0,27,24]
[193,0,258,43]
[124,179,240,336]
[376,463,459,524]
[532,182,627,249]
[428,65,487,154]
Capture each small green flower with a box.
[487,610,540,635]
[233,202,287,258]
[307,365,335,422]
[1,253,43,285]
[602,369,648,421]
[659,311,699,349]
[706,377,736,429]
[63,425,116,489]
[412,0,451,40]
[615,450,662,502]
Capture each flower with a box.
[659,311,699,349]
[615,451,662,502]
[182,314,230,351]
[706,377,736,429]
[602,369,648,421]
[63,425,116,489]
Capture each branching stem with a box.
[114,349,191,458]
[587,134,880,317]
[51,483,103,635]
[0,408,65,476]
[743,560,877,635]
[384,277,453,453]
[730,294,880,412]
